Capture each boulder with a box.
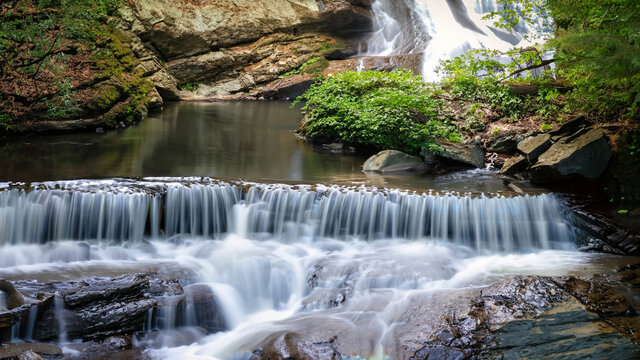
[517,133,552,161]
[436,142,485,168]
[362,150,428,173]
[530,129,612,184]
[501,155,528,176]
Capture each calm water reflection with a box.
[0,101,537,193]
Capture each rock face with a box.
[0,273,225,343]
[436,141,485,168]
[530,129,612,184]
[118,0,373,99]
[362,150,428,173]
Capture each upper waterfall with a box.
[0,179,576,253]
[366,0,545,80]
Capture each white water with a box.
[0,180,574,252]
[0,179,616,359]
[366,0,548,80]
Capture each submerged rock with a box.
[362,150,428,173]
[530,129,612,184]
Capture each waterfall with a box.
[0,180,575,253]
[366,0,546,80]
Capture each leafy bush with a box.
[295,70,461,155]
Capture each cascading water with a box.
[366,0,548,80]
[0,180,574,252]
[0,179,620,359]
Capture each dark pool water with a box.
[0,101,537,194]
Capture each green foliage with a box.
[0,113,12,130]
[485,0,640,120]
[46,79,80,119]
[540,123,552,131]
[295,70,461,155]
[180,82,199,92]
[618,210,629,215]
[279,57,328,78]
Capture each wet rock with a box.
[258,333,342,360]
[0,280,25,310]
[180,284,226,332]
[500,155,528,176]
[436,141,485,168]
[362,150,429,174]
[530,129,613,184]
[411,346,467,360]
[517,133,551,161]
[5,273,184,342]
[0,343,63,359]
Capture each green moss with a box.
[94,85,122,111]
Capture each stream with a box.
[1,102,638,359]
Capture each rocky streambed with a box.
[1,264,639,359]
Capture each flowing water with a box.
[0,102,637,359]
[366,0,550,79]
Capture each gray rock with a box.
[517,133,552,161]
[436,142,485,168]
[530,129,612,184]
[149,69,181,101]
[501,155,528,176]
[362,150,428,173]
[487,134,518,154]
[0,343,62,359]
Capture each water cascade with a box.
[0,179,627,358]
[366,0,549,79]
[0,180,575,252]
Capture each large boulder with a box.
[436,141,485,168]
[530,129,612,184]
[362,150,428,173]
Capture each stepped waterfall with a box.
[0,180,574,252]
[0,179,591,359]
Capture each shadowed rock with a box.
[530,129,612,184]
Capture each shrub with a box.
[294,70,461,155]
